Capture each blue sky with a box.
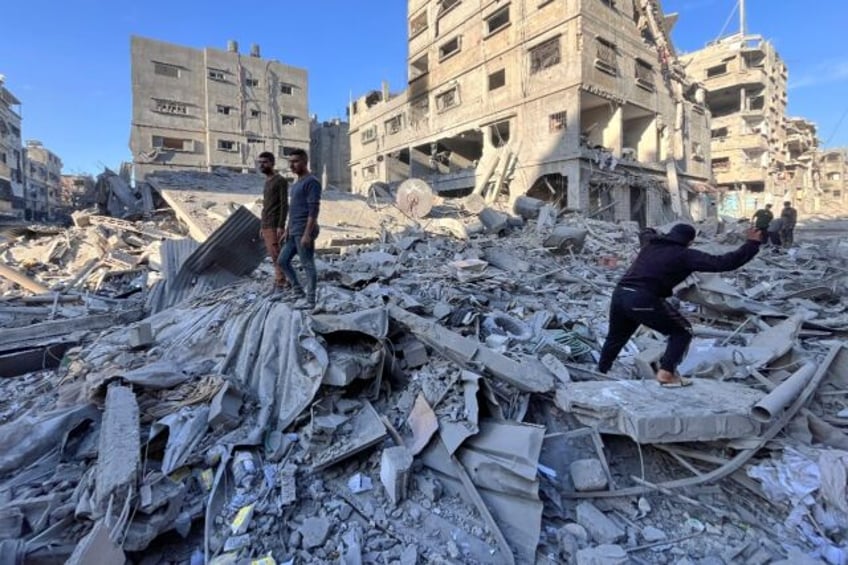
[1,0,845,174]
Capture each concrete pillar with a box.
[564,161,582,210]
[740,88,746,112]
[603,106,623,157]
[640,116,659,163]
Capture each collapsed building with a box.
[129,36,310,181]
[820,148,848,209]
[783,117,820,212]
[0,78,24,217]
[349,0,713,227]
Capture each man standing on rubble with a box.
[596,224,763,387]
[752,203,773,238]
[780,201,798,247]
[258,151,289,292]
[278,148,321,310]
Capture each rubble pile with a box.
[1,188,848,565]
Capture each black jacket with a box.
[618,237,761,297]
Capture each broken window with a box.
[153,99,188,115]
[594,38,618,75]
[152,136,192,151]
[217,139,238,152]
[827,172,842,181]
[490,121,510,147]
[245,78,259,87]
[635,59,654,90]
[439,36,462,60]
[410,54,429,80]
[488,69,506,91]
[361,126,377,144]
[281,115,297,126]
[692,142,705,161]
[385,114,404,135]
[208,68,226,81]
[435,87,460,111]
[706,64,727,78]
[247,138,264,144]
[485,5,510,35]
[711,157,730,172]
[549,111,567,132]
[601,0,616,7]
[280,84,294,95]
[410,96,430,124]
[217,105,232,115]
[362,164,377,179]
[278,146,299,157]
[410,11,428,37]
[529,36,561,74]
[250,109,261,117]
[153,62,180,78]
[438,0,461,14]
[711,127,728,139]
[0,153,5,164]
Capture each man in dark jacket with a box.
[780,201,798,247]
[752,204,773,238]
[597,224,763,386]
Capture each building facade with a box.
[130,36,310,180]
[310,116,351,190]
[24,140,63,221]
[61,174,98,211]
[349,0,712,225]
[0,77,24,216]
[681,34,788,215]
[820,149,847,207]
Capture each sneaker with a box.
[293,297,316,311]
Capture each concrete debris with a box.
[1,182,847,564]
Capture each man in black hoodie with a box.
[597,224,763,386]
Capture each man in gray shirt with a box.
[278,148,321,310]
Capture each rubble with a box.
[2,177,848,564]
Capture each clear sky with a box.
[1,0,846,174]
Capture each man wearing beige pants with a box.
[257,151,289,290]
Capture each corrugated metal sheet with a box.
[149,207,264,313]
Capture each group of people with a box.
[256,162,788,388]
[258,149,322,311]
[752,201,798,248]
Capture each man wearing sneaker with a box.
[596,223,763,387]
[257,152,288,292]
[279,148,321,310]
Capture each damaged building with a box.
[820,148,848,207]
[681,32,788,215]
[129,36,309,180]
[310,116,352,191]
[348,0,713,226]
[0,77,24,217]
[23,140,63,222]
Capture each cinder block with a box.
[380,446,413,506]
[128,323,153,349]
[208,382,243,430]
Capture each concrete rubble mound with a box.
[1,184,848,564]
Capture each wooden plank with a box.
[0,263,50,294]
[0,311,139,350]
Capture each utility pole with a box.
[740,0,747,36]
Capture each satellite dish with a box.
[396,178,434,219]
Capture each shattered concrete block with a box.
[513,195,545,220]
[95,384,140,513]
[208,382,243,430]
[570,458,608,491]
[400,544,418,565]
[576,502,625,544]
[479,208,509,236]
[0,508,23,539]
[557,527,580,562]
[380,446,413,506]
[401,339,429,369]
[544,226,587,254]
[416,475,443,502]
[641,525,667,543]
[300,517,331,549]
[128,322,154,349]
[575,544,628,565]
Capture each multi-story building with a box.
[310,116,351,190]
[0,77,24,217]
[130,36,310,180]
[820,149,847,206]
[24,140,62,221]
[681,34,788,215]
[61,174,98,211]
[349,0,713,226]
[780,117,819,209]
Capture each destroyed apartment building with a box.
[129,36,310,181]
[348,0,714,227]
[2,157,848,563]
[783,117,820,212]
[0,77,24,218]
[820,148,848,209]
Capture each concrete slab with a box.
[555,379,764,443]
[95,384,140,512]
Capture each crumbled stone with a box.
[576,502,626,544]
[576,544,628,565]
[570,458,609,491]
[299,517,330,549]
[557,528,579,562]
[642,525,668,543]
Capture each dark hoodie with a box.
[618,225,761,297]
